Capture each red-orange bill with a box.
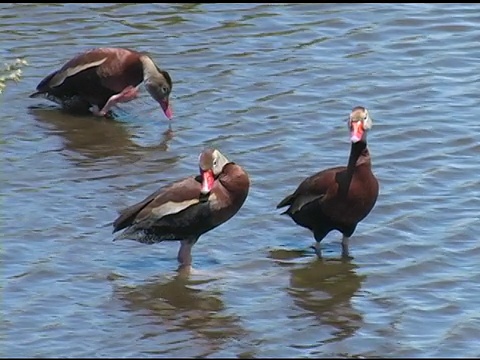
[350,121,364,143]
[201,170,215,194]
[160,99,173,120]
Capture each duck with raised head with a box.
[277,106,379,258]
[29,47,173,120]
[112,148,250,272]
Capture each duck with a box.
[112,148,250,272]
[277,106,379,258]
[29,47,173,120]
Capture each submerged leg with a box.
[91,86,140,116]
[89,105,102,116]
[341,235,352,259]
[310,230,328,259]
[311,241,322,259]
[177,240,195,269]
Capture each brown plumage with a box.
[29,47,173,119]
[113,148,250,272]
[277,106,379,258]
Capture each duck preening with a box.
[112,148,250,272]
[277,106,379,258]
[29,47,173,120]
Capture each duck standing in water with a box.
[277,106,379,258]
[112,148,250,273]
[29,47,173,120]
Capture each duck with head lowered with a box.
[30,47,173,120]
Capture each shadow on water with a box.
[27,105,174,164]
[269,248,366,343]
[113,274,246,356]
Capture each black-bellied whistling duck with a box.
[277,106,379,258]
[112,148,250,273]
[29,47,173,120]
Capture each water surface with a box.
[2,3,480,358]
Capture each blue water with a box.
[2,3,480,358]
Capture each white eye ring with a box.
[213,160,217,167]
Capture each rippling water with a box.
[2,3,480,358]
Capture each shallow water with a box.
[2,3,480,358]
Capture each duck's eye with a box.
[213,159,217,167]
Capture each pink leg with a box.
[91,86,140,116]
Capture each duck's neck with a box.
[347,140,368,173]
[139,55,159,82]
[340,140,369,195]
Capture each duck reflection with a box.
[269,249,365,342]
[113,274,245,351]
[28,105,173,164]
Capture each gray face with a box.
[198,148,231,195]
[198,148,230,176]
[145,80,170,102]
[145,74,172,119]
[347,106,373,143]
[348,106,373,131]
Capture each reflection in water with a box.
[113,275,245,356]
[270,249,365,344]
[28,105,174,164]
